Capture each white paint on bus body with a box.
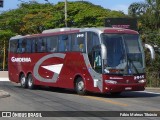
[11,57,31,62]
[41,64,63,74]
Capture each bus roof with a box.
[42,28,81,34]
[10,27,138,40]
[81,27,138,34]
[10,35,25,40]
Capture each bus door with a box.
[92,46,102,73]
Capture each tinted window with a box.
[58,35,71,52]
[47,36,58,52]
[87,32,100,71]
[10,33,86,54]
[87,32,100,53]
[71,33,86,52]
[36,38,47,52]
[10,40,18,53]
[16,39,26,53]
[31,39,36,53]
[26,39,32,53]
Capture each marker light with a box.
[138,79,146,83]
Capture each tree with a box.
[0,1,126,70]
[0,1,125,35]
[128,2,147,17]
[0,30,15,70]
[128,0,160,29]
[129,0,160,87]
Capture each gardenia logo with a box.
[11,57,31,62]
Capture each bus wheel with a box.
[20,74,27,88]
[27,74,34,89]
[75,77,86,95]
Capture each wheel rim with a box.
[77,81,84,91]
[28,77,33,87]
[21,76,25,86]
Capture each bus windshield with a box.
[102,34,145,75]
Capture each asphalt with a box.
[0,86,160,99]
[0,90,10,98]
[0,71,10,98]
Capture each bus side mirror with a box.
[101,44,107,60]
[145,44,155,60]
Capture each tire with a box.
[20,74,27,88]
[27,74,34,89]
[75,77,86,95]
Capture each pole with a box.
[65,0,67,27]
[2,40,5,71]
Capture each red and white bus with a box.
[8,28,146,95]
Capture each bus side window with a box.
[36,38,47,53]
[17,39,22,53]
[67,35,71,51]
[41,42,46,52]
[87,32,100,68]
[36,38,41,52]
[71,33,85,52]
[93,50,102,73]
[71,34,78,51]
[47,36,58,52]
[21,40,26,53]
[26,39,31,53]
[10,40,18,53]
[87,32,100,53]
[31,39,37,53]
[77,33,85,52]
[58,35,70,52]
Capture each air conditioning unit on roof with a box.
[42,28,80,34]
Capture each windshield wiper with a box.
[127,58,139,74]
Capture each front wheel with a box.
[27,74,35,89]
[75,77,86,95]
[20,74,27,88]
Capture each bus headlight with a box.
[105,80,117,84]
[138,79,146,83]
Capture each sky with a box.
[0,0,145,14]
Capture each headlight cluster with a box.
[138,79,146,83]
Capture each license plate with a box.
[125,87,132,90]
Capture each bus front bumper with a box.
[104,83,146,93]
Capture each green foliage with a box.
[129,0,160,87]
[0,1,125,70]
[0,30,16,50]
[128,2,147,17]
[128,0,160,30]
[0,30,15,70]
[0,1,125,34]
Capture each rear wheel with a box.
[27,74,34,89]
[20,74,27,88]
[75,77,86,95]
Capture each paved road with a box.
[0,81,160,120]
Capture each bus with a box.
[8,27,146,95]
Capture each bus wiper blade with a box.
[128,58,139,74]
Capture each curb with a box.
[145,87,160,93]
[0,90,10,99]
[146,87,160,90]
